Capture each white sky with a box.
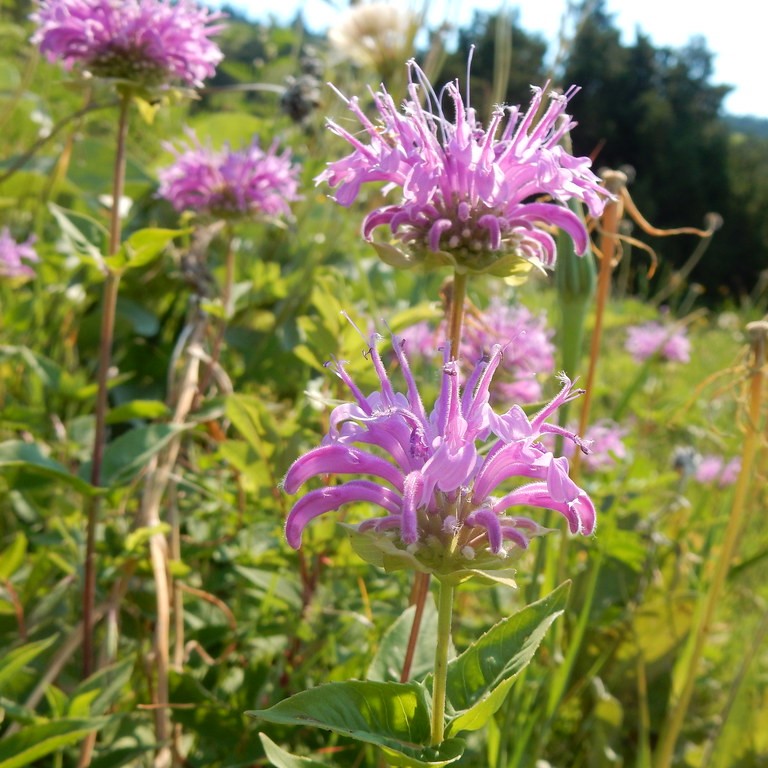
[236,0,765,118]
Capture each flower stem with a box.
[81,91,131,680]
[653,321,766,768]
[572,170,627,479]
[430,579,454,746]
[400,571,430,682]
[401,271,467,683]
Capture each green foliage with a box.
[250,681,466,767]
[1,5,767,768]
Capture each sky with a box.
[236,0,766,118]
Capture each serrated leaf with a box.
[78,423,187,488]
[0,441,95,496]
[440,582,570,736]
[248,681,464,767]
[0,636,58,693]
[258,734,330,768]
[0,717,108,768]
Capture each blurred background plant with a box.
[0,0,766,767]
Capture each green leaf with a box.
[107,227,185,271]
[248,681,465,767]
[105,399,171,425]
[116,298,160,337]
[0,717,108,768]
[258,734,330,768]
[71,657,135,716]
[0,636,58,693]
[78,424,187,488]
[0,441,95,496]
[0,533,27,580]
[368,596,454,683]
[48,203,108,270]
[441,582,570,736]
[225,393,268,453]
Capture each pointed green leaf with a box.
[248,681,464,767]
[258,734,330,768]
[0,441,95,496]
[0,717,108,768]
[0,636,58,693]
[368,597,454,683]
[71,657,135,716]
[441,582,570,736]
[108,227,185,271]
[225,394,267,453]
[0,533,27,580]
[78,424,187,488]
[48,203,108,270]
[105,399,171,425]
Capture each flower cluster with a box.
[283,329,595,578]
[328,1,417,76]
[0,228,39,279]
[694,454,741,487]
[404,299,555,405]
[316,58,611,276]
[31,0,225,88]
[625,321,690,363]
[157,131,301,219]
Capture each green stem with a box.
[430,579,454,746]
[653,321,766,768]
[401,270,467,683]
[81,91,131,681]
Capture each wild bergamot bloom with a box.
[283,329,595,582]
[404,298,556,406]
[157,130,301,219]
[0,228,39,279]
[30,0,224,88]
[316,57,612,277]
[625,320,691,363]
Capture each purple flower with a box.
[403,299,555,406]
[695,454,741,488]
[157,131,301,219]
[316,56,611,276]
[283,329,595,577]
[30,0,225,88]
[552,419,627,473]
[0,228,39,278]
[625,321,691,363]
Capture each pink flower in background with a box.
[556,419,627,473]
[625,321,690,363]
[283,328,595,573]
[158,131,301,219]
[695,455,741,487]
[0,228,39,278]
[316,56,612,276]
[31,0,224,87]
[403,299,556,406]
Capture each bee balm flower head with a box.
[283,326,596,582]
[157,130,302,220]
[31,0,225,88]
[0,228,39,279]
[316,55,612,277]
